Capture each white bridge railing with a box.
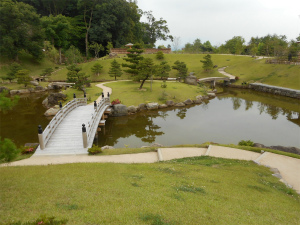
[86,97,110,148]
[38,98,87,149]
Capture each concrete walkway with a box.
[218,67,236,79]
[2,145,299,194]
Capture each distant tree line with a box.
[0,0,173,62]
[184,35,300,60]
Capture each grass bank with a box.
[225,59,300,90]
[106,80,207,106]
[0,158,299,224]
[60,83,103,105]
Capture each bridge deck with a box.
[34,105,95,156]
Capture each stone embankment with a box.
[111,93,216,117]
[224,83,300,99]
[2,82,73,95]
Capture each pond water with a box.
[1,88,299,148]
[0,92,52,147]
[96,88,300,148]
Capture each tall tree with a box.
[77,0,101,58]
[142,11,173,47]
[41,14,71,64]
[108,59,123,80]
[89,42,104,58]
[0,0,44,60]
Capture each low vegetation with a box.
[1,158,299,224]
[105,80,207,106]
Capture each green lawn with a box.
[226,59,300,89]
[106,80,207,106]
[0,157,299,224]
[60,83,103,105]
[49,54,252,81]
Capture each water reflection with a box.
[97,88,300,148]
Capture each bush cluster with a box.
[238,140,254,147]
[88,145,103,155]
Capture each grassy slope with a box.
[0,53,58,79]
[0,158,299,224]
[50,54,254,81]
[106,81,207,106]
[226,59,300,89]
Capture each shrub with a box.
[238,140,254,147]
[111,99,121,105]
[156,51,164,60]
[235,76,239,80]
[88,145,103,155]
[161,80,167,88]
[0,137,20,162]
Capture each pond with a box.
[96,88,300,148]
[0,88,299,148]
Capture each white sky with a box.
[136,0,300,48]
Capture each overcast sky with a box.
[136,0,300,48]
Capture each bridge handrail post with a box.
[82,124,88,148]
[38,125,45,150]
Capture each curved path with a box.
[217,67,236,79]
[1,145,299,194]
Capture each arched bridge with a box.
[34,95,111,156]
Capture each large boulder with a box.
[184,99,193,105]
[158,104,168,109]
[35,86,45,91]
[194,98,202,104]
[196,95,203,100]
[185,72,197,85]
[10,90,19,95]
[146,103,159,110]
[18,89,30,94]
[128,105,137,114]
[175,102,185,107]
[138,103,147,111]
[207,93,216,98]
[0,86,9,93]
[30,81,39,86]
[166,100,175,107]
[112,104,128,116]
[44,107,59,116]
[47,93,67,107]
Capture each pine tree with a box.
[16,69,32,87]
[172,60,188,81]
[3,63,22,83]
[67,64,90,90]
[200,54,214,72]
[122,44,144,78]
[108,60,123,80]
[91,63,103,76]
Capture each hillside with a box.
[1,53,299,90]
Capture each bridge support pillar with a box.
[38,125,45,150]
[82,124,88,148]
[211,80,216,89]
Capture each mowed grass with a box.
[225,59,300,89]
[106,80,207,106]
[60,83,103,105]
[49,54,255,81]
[0,157,299,224]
